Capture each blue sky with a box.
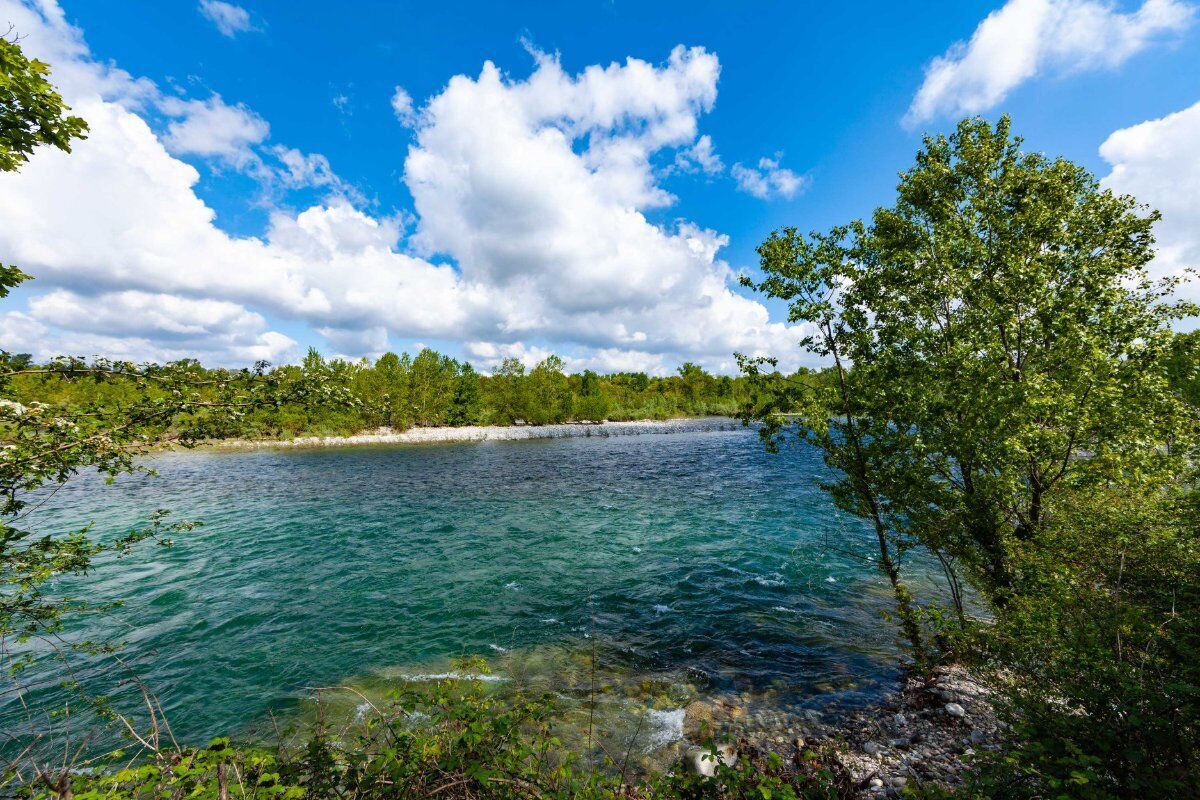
[1,0,1198,373]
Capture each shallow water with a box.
[6,421,938,761]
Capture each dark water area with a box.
[5,421,942,761]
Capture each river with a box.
[6,419,938,769]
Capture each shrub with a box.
[964,486,1199,798]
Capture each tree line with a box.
[3,348,800,440]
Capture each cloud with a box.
[1100,99,1200,302]
[906,0,1195,126]
[731,155,806,200]
[1,290,298,364]
[404,47,802,365]
[0,1,807,373]
[391,85,418,126]
[317,325,389,360]
[269,146,343,190]
[159,94,269,165]
[198,0,256,38]
[464,340,561,371]
[674,134,723,174]
[157,97,341,195]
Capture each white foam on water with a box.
[489,643,509,654]
[396,672,509,683]
[647,707,686,748]
[504,581,521,590]
[653,604,671,615]
[825,576,838,583]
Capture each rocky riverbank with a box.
[682,665,1003,797]
[209,417,742,450]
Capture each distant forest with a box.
[2,349,832,439]
[10,327,1200,443]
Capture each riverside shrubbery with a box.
[946,486,1200,799]
[3,349,787,441]
[26,664,845,800]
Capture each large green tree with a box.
[486,357,529,424]
[525,355,571,425]
[743,116,1197,608]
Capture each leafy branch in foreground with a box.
[0,30,87,173]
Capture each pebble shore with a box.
[683,665,1003,797]
[210,418,742,450]
[808,665,1003,796]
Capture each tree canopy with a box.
[743,116,1196,600]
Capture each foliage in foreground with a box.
[948,485,1199,799]
[12,668,845,800]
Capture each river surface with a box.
[7,420,939,766]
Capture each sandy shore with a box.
[209,417,742,450]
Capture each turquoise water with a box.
[7,421,931,758]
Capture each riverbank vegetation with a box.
[2,349,790,440]
[3,37,1199,800]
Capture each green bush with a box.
[963,486,1199,799]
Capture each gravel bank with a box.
[682,665,1004,797]
[210,417,743,450]
[808,664,1004,796]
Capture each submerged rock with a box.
[683,746,718,777]
[682,743,737,777]
[797,665,1004,798]
[683,699,716,740]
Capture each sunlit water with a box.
[6,420,942,767]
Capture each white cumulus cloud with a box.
[160,94,269,165]
[674,134,724,174]
[1100,99,1200,302]
[906,0,1195,126]
[1,290,298,364]
[0,0,807,373]
[391,85,418,126]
